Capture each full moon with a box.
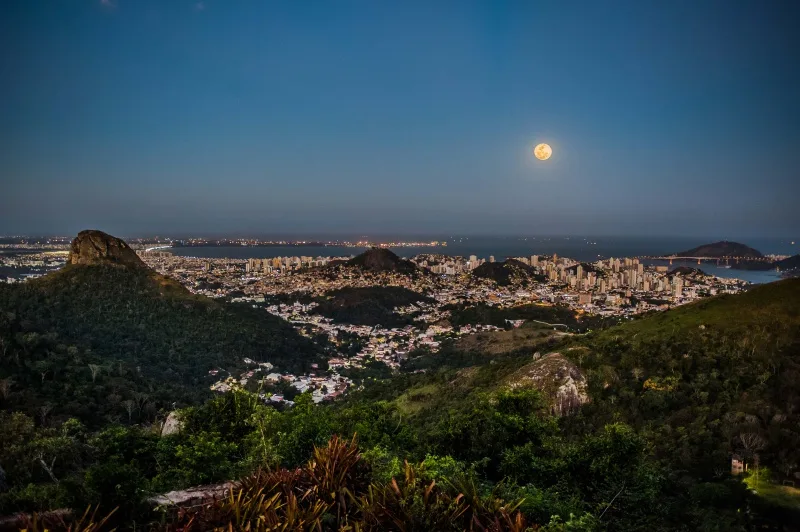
[534,143,552,161]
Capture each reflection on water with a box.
[641,260,781,284]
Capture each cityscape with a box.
[1,0,798,529]
[0,237,768,409]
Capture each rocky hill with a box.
[672,240,763,258]
[68,229,146,267]
[344,247,419,274]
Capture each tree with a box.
[122,400,136,423]
[739,432,766,488]
[38,404,53,427]
[133,392,150,417]
[0,377,12,401]
[88,363,103,384]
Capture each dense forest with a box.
[0,263,323,427]
[1,258,799,529]
[445,301,618,332]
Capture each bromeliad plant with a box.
[165,435,533,531]
[20,505,118,532]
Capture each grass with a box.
[455,322,560,354]
[744,470,800,511]
[394,383,442,415]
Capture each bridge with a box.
[644,255,773,266]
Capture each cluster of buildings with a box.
[0,251,67,282]
[1,243,750,407]
[140,248,748,320]
[209,358,352,405]
[245,256,351,273]
[261,301,501,372]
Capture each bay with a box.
[167,235,795,284]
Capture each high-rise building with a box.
[489,255,495,263]
[531,255,539,267]
[674,277,684,297]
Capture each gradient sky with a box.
[1,0,798,237]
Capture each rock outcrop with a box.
[68,229,146,267]
[506,352,589,416]
[161,411,184,436]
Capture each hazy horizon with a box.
[2,1,799,237]
[3,230,796,246]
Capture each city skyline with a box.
[2,0,799,237]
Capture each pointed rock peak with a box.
[68,229,146,268]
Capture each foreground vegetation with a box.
[1,269,799,529]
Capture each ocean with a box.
[168,236,797,284]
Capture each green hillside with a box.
[2,263,799,529]
[0,263,323,427]
[569,278,800,472]
[350,279,800,528]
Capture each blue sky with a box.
[1,0,798,237]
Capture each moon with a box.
[534,143,552,161]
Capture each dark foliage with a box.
[314,286,432,327]
[0,264,322,427]
[673,240,763,258]
[472,259,546,286]
[3,262,800,530]
[446,302,617,332]
[344,247,420,274]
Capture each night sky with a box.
[1,0,798,237]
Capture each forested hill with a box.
[0,240,323,427]
[672,240,763,258]
[568,277,800,496]
[471,258,545,286]
[348,278,800,529]
[343,247,420,273]
[315,286,432,327]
